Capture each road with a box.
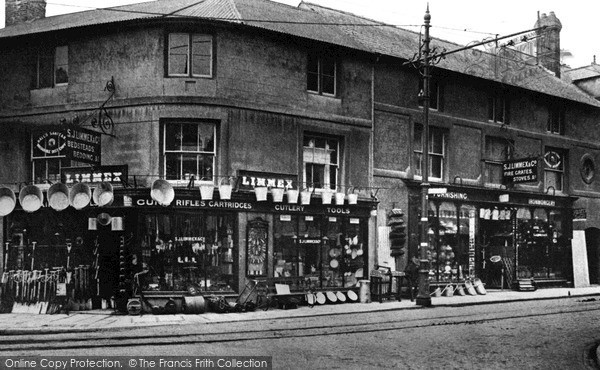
[2,297,600,369]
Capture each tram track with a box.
[2,302,600,353]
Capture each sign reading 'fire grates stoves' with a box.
[503,158,538,184]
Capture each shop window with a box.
[163,121,216,182]
[273,215,366,289]
[484,136,513,185]
[303,133,339,191]
[418,77,441,111]
[547,104,565,135]
[543,148,565,192]
[137,212,235,292]
[167,33,213,77]
[488,93,509,124]
[307,53,336,96]
[31,131,83,184]
[33,45,68,89]
[413,123,446,181]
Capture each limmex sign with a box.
[503,158,538,184]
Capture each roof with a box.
[563,64,600,82]
[1,0,599,107]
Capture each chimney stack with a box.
[5,0,47,27]
[535,11,562,77]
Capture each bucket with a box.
[300,190,311,205]
[271,188,284,202]
[321,191,333,205]
[19,185,44,213]
[286,189,299,204]
[0,187,17,216]
[92,182,114,207]
[151,179,175,206]
[358,280,371,303]
[347,192,358,205]
[69,182,91,210]
[199,183,214,200]
[183,296,206,314]
[334,192,345,205]
[48,182,70,211]
[219,183,232,200]
[254,186,268,201]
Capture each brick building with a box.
[0,0,599,311]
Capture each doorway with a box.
[585,228,600,284]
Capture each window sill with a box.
[307,90,338,99]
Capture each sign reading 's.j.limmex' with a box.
[503,158,538,184]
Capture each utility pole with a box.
[416,5,432,307]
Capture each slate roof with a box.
[563,64,600,82]
[1,0,599,107]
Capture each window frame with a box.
[162,121,218,184]
[167,32,214,78]
[413,123,446,181]
[547,104,565,135]
[302,132,341,192]
[33,45,68,89]
[307,53,337,96]
[484,136,513,185]
[30,132,71,184]
[418,77,441,111]
[543,147,566,193]
[488,93,509,124]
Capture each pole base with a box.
[415,296,432,307]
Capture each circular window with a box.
[580,154,596,184]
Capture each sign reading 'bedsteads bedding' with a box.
[503,158,538,184]
[64,127,101,165]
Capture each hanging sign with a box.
[238,170,297,191]
[62,165,127,184]
[503,158,538,184]
[64,127,101,165]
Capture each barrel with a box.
[184,296,206,314]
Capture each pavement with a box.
[0,286,599,334]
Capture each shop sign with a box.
[429,192,468,200]
[503,158,538,184]
[133,196,254,210]
[62,165,128,184]
[35,130,67,155]
[528,199,556,207]
[573,208,587,221]
[64,127,101,165]
[238,170,297,190]
[298,238,322,245]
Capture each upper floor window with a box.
[488,93,509,124]
[418,77,441,110]
[544,147,565,192]
[303,133,340,191]
[33,45,68,89]
[414,123,446,181]
[168,33,213,78]
[307,53,336,96]
[163,121,216,182]
[484,136,513,185]
[547,105,565,135]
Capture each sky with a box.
[0,0,598,68]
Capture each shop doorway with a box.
[585,228,600,284]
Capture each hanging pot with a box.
[69,182,91,210]
[218,178,233,200]
[92,182,114,207]
[271,188,284,202]
[199,182,215,200]
[321,190,333,205]
[300,189,312,205]
[19,185,44,213]
[151,179,175,206]
[334,192,345,205]
[0,187,17,216]
[254,186,268,201]
[48,182,70,211]
[286,189,299,204]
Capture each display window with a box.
[135,211,236,293]
[272,215,367,289]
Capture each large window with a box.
[31,131,78,184]
[418,77,441,110]
[484,136,512,185]
[168,33,213,77]
[544,147,566,192]
[488,93,509,124]
[307,53,336,96]
[413,123,446,181]
[303,133,339,191]
[33,45,68,89]
[163,121,216,182]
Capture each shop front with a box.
[407,183,574,290]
